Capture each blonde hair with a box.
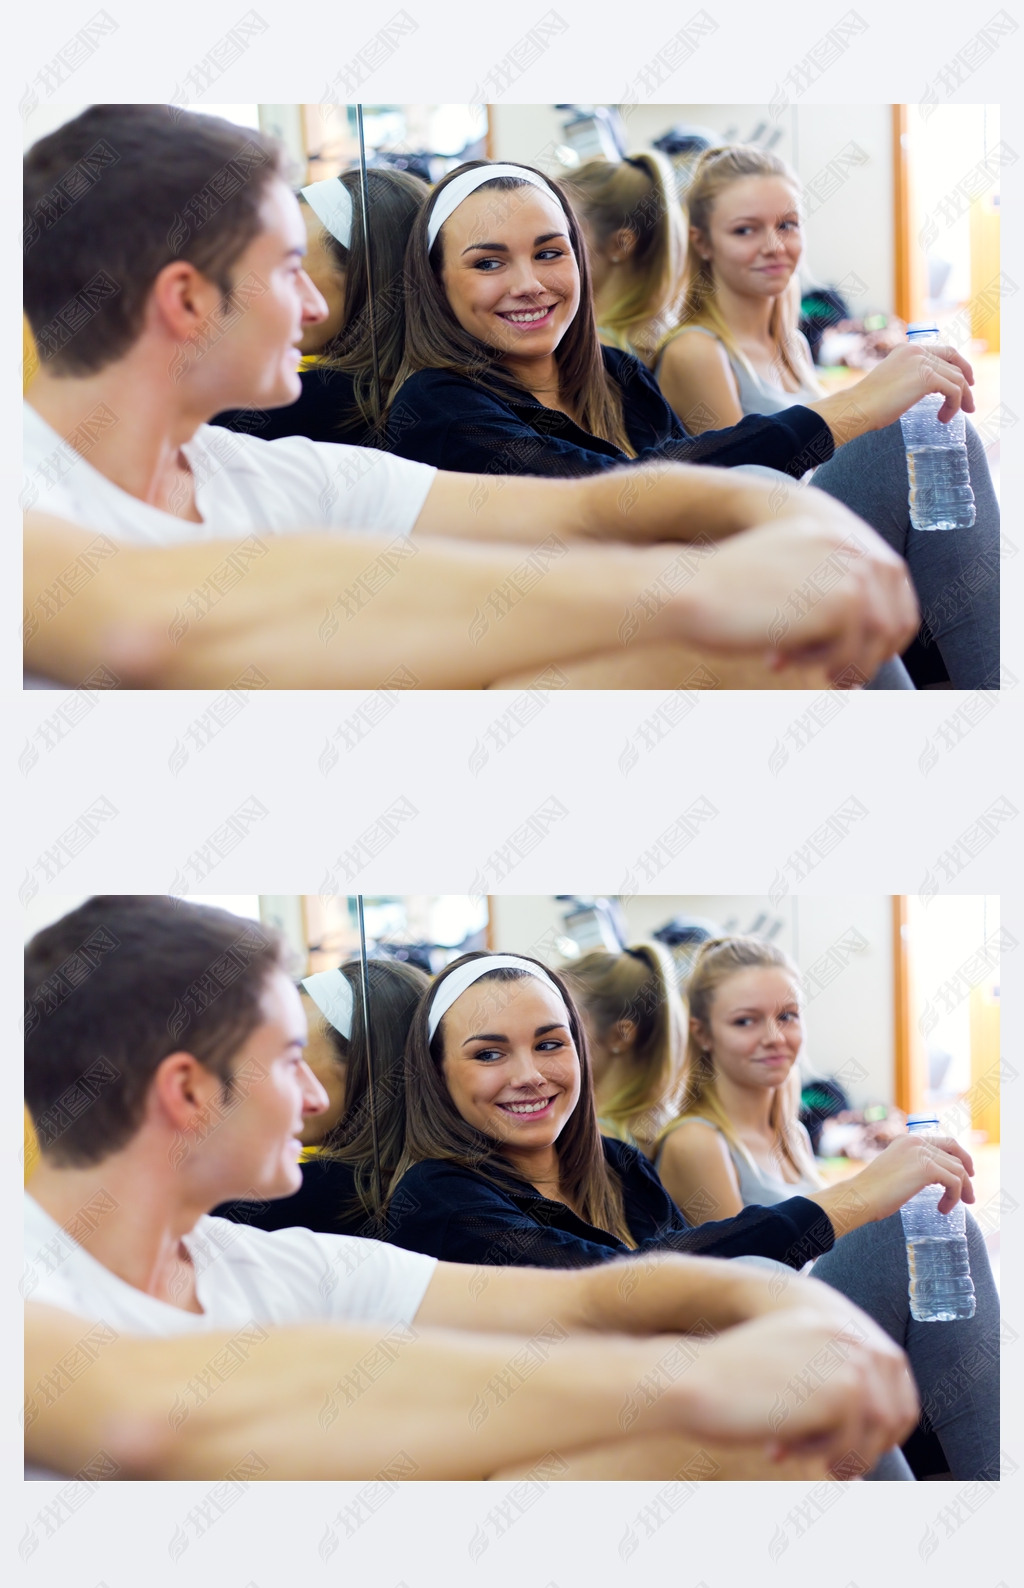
[668,145,820,396]
[563,941,686,1147]
[563,153,686,364]
[664,935,821,1186]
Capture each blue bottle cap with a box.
[906,1114,940,1129]
[906,323,939,339]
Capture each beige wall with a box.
[25,102,895,315]
[24,893,895,1106]
[489,103,895,316]
[489,893,894,1108]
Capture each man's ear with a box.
[149,1050,223,1133]
[147,260,222,342]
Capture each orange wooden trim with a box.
[298,894,312,976]
[892,895,910,1111]
[484,898,496,951]
[892,105,911,323]
[484,109,495,162]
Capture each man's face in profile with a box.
[188,178,329,413]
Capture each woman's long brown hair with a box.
[391,950,636,1245]
[391,160,637,456]
[308,166,430,432]
[310,956,430,1224]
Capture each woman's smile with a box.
[495,1093,558,1117]
[496,304,557,327]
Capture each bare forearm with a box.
[805,1132,975,1238]
[806,342,976,446]
[571,465,806,546]
[805,391,874,448]
[438,1253,846,1340]
[23,516,689,689]
[428,464,857,551]
[572,1253,846,1337]
[805,1183,870,1240]
[24,1308,700,1479]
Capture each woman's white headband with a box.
[301,177,353,248]
[302,968,354,1039]
[427,955,569,1044]
[426,165,560,252]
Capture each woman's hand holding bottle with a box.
[810,342,976,443]
[812,1132,975,1237]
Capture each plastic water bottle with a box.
[899,325,976,531]
[899,1118,976,1322]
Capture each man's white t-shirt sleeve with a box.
[199,1219,437,1331]
[257,435,436,538]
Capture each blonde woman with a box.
[655,937,824,1219]
[562,941,686,1151]
[656,146,821,429]
[654,145,999,688]
[654,935,1000,1479]
[561,152,686,366]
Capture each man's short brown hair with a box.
[25,896,286,1166]
[23,105,285,374]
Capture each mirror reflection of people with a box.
[213,167,428,445]
[215,959,429,1235]
[385,950,998,1479]
[565,938,1001,1479]
[652,146,999,688]
[23,897,918,1482]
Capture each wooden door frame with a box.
[892,106,913,323]
[892,895,928,1114]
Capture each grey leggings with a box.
[811,1208,1001,1479]
[812,420,1001,689]
[736,1208,999,1479]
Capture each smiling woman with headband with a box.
[389,161,642,457]
[216,956,428,1235]
[387,949,974,1272]
[214,166,428,446]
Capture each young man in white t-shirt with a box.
[22,106,919,688]
[24,896,919,1480]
